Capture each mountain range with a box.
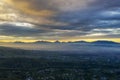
[13,40,120,44]
[0,40,120,57]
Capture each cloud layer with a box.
[0,0,120,41]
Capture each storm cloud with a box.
[0,0,120,41]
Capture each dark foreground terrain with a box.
[0,42,120,80]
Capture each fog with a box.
[0,43,120,54]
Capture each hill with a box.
[92,40,119,44]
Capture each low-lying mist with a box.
[0,43,120,54]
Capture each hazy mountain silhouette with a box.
[91,41,119,44]
[14,41,26,44]
[34,41,51,44]
[71,41,89,43]
[0,40,120,57]
[13,40,119,44]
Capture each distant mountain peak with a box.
[34,41,51,43]
[13,40,119,44]
[92,40,119,44]
[54,40,61,43]
[73,41,88,43]
[14,41,25,44]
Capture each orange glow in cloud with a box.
[5,0,55,17]
[0,0,120,43]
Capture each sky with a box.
[0,0,120,42]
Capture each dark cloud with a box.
[11,0,94,11]
[1,0,120,40]
[50,0,120,31]
[0,23,48,37]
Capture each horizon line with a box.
[0,40,120,43]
